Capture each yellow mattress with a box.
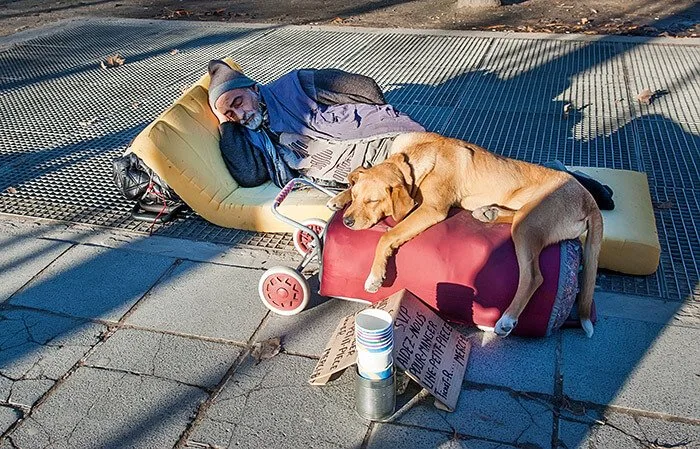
[126,60,659,275]
[127,58,332,232]
[570,166,660,276]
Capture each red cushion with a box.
[320,208,587,337]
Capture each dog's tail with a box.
[579,207,603,338]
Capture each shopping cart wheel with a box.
[258,266,310,316]
[292,218,327,257]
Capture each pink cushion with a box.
[320,208,589,337]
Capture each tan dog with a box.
[328,132,602,337]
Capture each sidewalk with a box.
[1,18,699,449]
[1,214,698,449]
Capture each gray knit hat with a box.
[207,59,257,110]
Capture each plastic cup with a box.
[355,309,393,336]
[356,339,393,353]
[357,346,393,372]
[357,360,394,381]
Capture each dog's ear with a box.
[390,184,415,222]
[347,167,365,186]
[386,153,414,188]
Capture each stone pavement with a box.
[1,214,698,449]
[0,16,699,449]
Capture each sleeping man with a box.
[206,59,425,189]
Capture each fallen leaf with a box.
[78,117,99,127]
[396,370,411,395]
[251,337,282,364]
[100,53,125,69]
[637,88,653,105]
[563,102,572,119]
[590,8,598,14]
[169,49,179,55]
[653,200,674,210]
[331,17,344,24]
[7,186,17,194]
[580,17,589,25]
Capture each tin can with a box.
[354,366,396,421]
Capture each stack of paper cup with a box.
[355,309,394,380]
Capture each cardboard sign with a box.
[309,289,471,411]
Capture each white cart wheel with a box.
[292,218,327,257]
[258,266,310,316]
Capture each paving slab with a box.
[0,231,71,303]
[86,327,242,390]
[7,244,175,321]
[367,423,513,449]
[256,281,366,356]
[562,314,700,419]
[125,260,269,342]
[0,406,21,435]
[396,387,553,448]
[464,331,556,395]
[188,353,369,449]
[594,291,700,328]
[558,412,700,449]
[6,366,206,449]
[0,308,105,408]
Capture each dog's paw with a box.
[581,319,594,338]
[494,314,518,337]
[326,198,343,211]
[364,273,384,293]
[472,206,499,223]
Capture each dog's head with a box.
[342,153,416,230]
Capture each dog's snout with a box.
[343,216,355,228]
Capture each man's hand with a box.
[212,107,229,124]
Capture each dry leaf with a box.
[580,18,589,25]
[78,117,99,127]
[100,53,125,69]
[396,371,411,395]
[169,49,179,55]
[562,103,573,119]
[653,200,674,210]
[637,88,653,105]
[251,337,282,364]
[590,8,598,14]
[7,186,17,194]
[331,17,344,24]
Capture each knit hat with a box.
[207,59,257,110]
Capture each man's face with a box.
[215,85,263,130]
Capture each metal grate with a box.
[0,20,698,300]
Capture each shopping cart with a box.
[257,178,338,316]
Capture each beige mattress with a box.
[128,58,332,233]
[570,166,660,276]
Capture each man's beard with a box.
[242,111,263,130]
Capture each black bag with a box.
[112,152,187,224]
